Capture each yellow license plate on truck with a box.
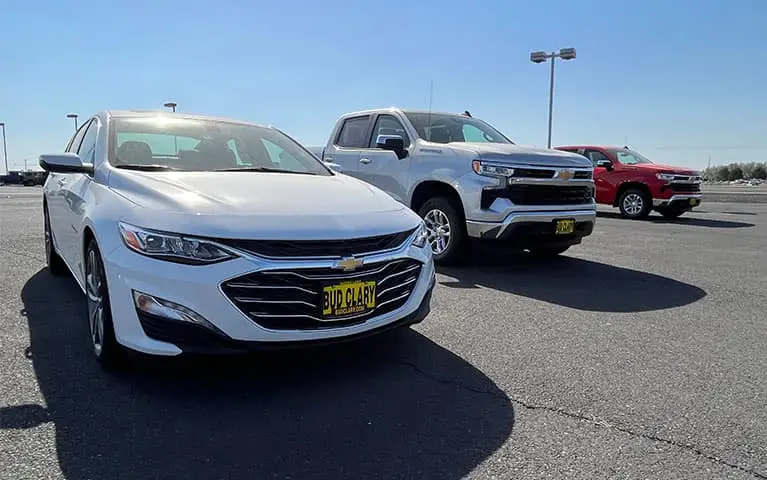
[322,280,376,318]
[555,219,575,235]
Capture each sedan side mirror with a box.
[39,153,94,175]
[596,159,613,170]
[375,134,407,159]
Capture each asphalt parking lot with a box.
[1,186,765,480]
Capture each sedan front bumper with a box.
[103,241,435,356]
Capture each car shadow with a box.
[596,211,754,228]
[440,250,706,313]
[3,270,514,480]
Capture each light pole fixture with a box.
[66,113,79,131]
[163,102,177,112]
[0,122,8,175]
[530,47,577,148]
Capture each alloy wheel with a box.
[85,249,105,357]
[424,208,451,255]
[622,193,644,216]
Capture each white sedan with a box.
[40,110,435,367]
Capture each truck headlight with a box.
[656,173,676,182]
[119,222,237,265]
[411,222,429,248]
[472,160,514,177]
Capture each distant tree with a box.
[753,164,767,180]
[729,164,744,180]
[717,165,731,181]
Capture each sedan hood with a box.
[109,170,418,240]
[446,142,592,168]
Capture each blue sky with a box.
[1,0,765,172]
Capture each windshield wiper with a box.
[214,166,316,175]
[114,164,175,171]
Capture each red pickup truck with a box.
[554,145,702,219]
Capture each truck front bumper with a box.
[652,194,703,209]
[466,209,596,249]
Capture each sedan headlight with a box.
[656,173,676,182]
[118,222,237,265]
[411,222,429,248]
[472,160,515,177]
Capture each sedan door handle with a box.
[359,158,372,164]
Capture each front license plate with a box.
[689,198,699,206]
[322,280,376,318]
[555,219,576,235]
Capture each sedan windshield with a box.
[611,148,654,165]
[404,112,513,144]
[108,116,331,175]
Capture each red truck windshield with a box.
[611,148,654,165]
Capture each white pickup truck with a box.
[311,108,597,264]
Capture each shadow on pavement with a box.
[3,269,514,480]
[596,211,754,228]
[439,252,706,313]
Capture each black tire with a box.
[529,245,570,257]
[43,203,68,276]
[84,239,125,369]
[417,196,468,265]
[657,206,685,219]
[618,188,652,219]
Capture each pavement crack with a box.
[395,361,765,479]
[510,397,766,479]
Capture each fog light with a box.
[132,291,222,333]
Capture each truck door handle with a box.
[359,158,372,164]
[324,156,334,162]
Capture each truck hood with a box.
[443,142,592,168]
[629,163,700,175]
[109,170,419,240]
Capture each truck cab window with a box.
[369,115,410,148]
[335,116,370,148]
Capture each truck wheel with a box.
[418,196,468,265]
[618,188,651,219]
[657,206,685,219]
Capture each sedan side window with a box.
[77,120,99,165]
[335,116,370,148]
[368,115,410,148]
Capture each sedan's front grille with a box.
[215,229,416,258]
[221,258,423,330]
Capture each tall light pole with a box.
[0,122,8,175]
[530,47,577,149]
[66,113,79,132]
[163,102,177,112]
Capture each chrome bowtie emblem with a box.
[334,257,364,272]
[557,169,575,180]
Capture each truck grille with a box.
[670,183,701,193]
[484,184,594,206]
[221,258,423,330]
[510,168,592,180]
[215,229,415,258]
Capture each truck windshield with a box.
[404,112,514,145]
[108,116,332,175]
[611,148,654,165]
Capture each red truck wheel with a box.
[618,188,652,219]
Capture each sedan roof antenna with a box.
[463,110,472,117]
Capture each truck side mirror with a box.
[596,159,613,170]
[375,134,407,159]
